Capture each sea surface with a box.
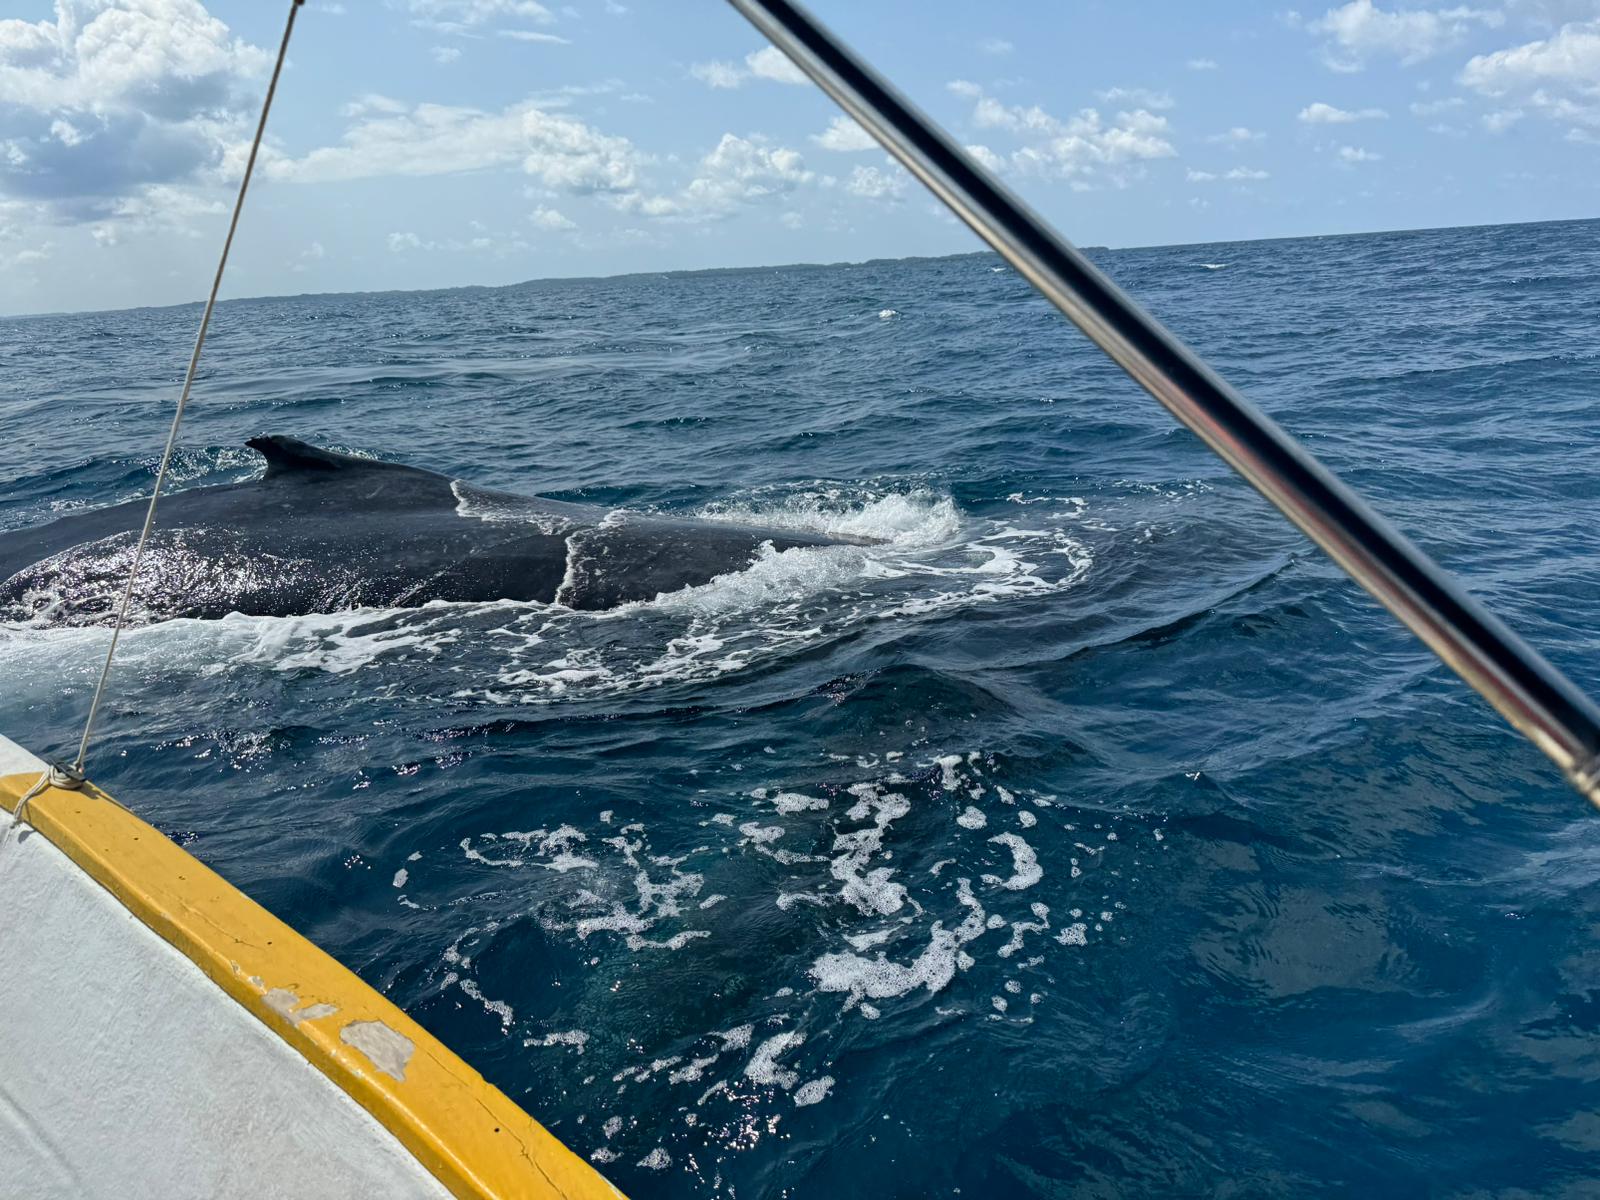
[4,218,1600,1197]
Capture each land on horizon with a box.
[6,213,1594,323]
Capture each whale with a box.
[0,435,861,627]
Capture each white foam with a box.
[810,877,987,1006]
[458,978,514,1032]
[739,822,786,846]
[667,1054,718,1084]
[956,806,986,830]
[525,1030,589,1055]
[460,826,597,873]
[998,903,1050,959]
[637,1148,672,1170]
[746,1031,805,1089]
[829,783,912,916]
[693,487,960,550]
[772,791,829,814]
[984,833,1042,890]
[845,928,895,951]
[450,481,577,533]
[794,1076,834,1106]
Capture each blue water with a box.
[4,218,1600,1197]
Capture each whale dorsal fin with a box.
[247,435,428,479]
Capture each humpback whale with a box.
[0,436,858,627]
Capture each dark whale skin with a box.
[0,435,857,626]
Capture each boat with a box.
[5,0,1599,1196]
[0,734,621,1198]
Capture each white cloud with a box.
[1410,96,1465,114]
[1096,86,1175,110]
[845,161,908,200]
[691,44,809,89]
[496,29,570,44]
[627,133,812,221]
[690,59,743,88]
[811,115,877,152]
[1188,58,1219,70]
[1483,107,1526,130]
[1459,21,1600,132]
[1299,101,1389,121]
[291,240,324,273]
[386,228,495,253]
[951,82,1176,184]
[268,100,647,194]
[1337,144,1383,161]
[966,143,1005,172]
[1187,166,1271,182]
[1461,21,1600,90]
[978,37,1014,55]
[1207,126,1266,143]
[405,0,556,36]
[746,45,807,84]
[528,204,575,229]
[1309,0,1503,69]
[432,45,462,63]
[9,239,54,268]
[0,0,269,219]
[49,118,83,147]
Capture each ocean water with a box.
[4,218,1600,1197]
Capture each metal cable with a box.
[72,0,304,774]
[727,0,1600,808]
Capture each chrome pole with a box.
[727,0,1600,807]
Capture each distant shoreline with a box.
[4,214,1593,323]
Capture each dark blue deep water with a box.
[5,219,1600,1197]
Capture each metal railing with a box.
[727,0,1600,807]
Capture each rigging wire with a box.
[70,0,305,777]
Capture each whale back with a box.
[0,435,864,624]
[242,435,458,513]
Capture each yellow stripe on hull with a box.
[0,769,622,1200]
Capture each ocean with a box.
[3,218,1599,1197]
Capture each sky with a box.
[2,0,1599,316]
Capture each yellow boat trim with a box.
[0,769,622,1200]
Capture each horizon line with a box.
[3,213,1594,323]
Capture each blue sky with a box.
[2,0,1598,315]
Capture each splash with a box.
[3,485,1093,706]
[394,746,1157,1187]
